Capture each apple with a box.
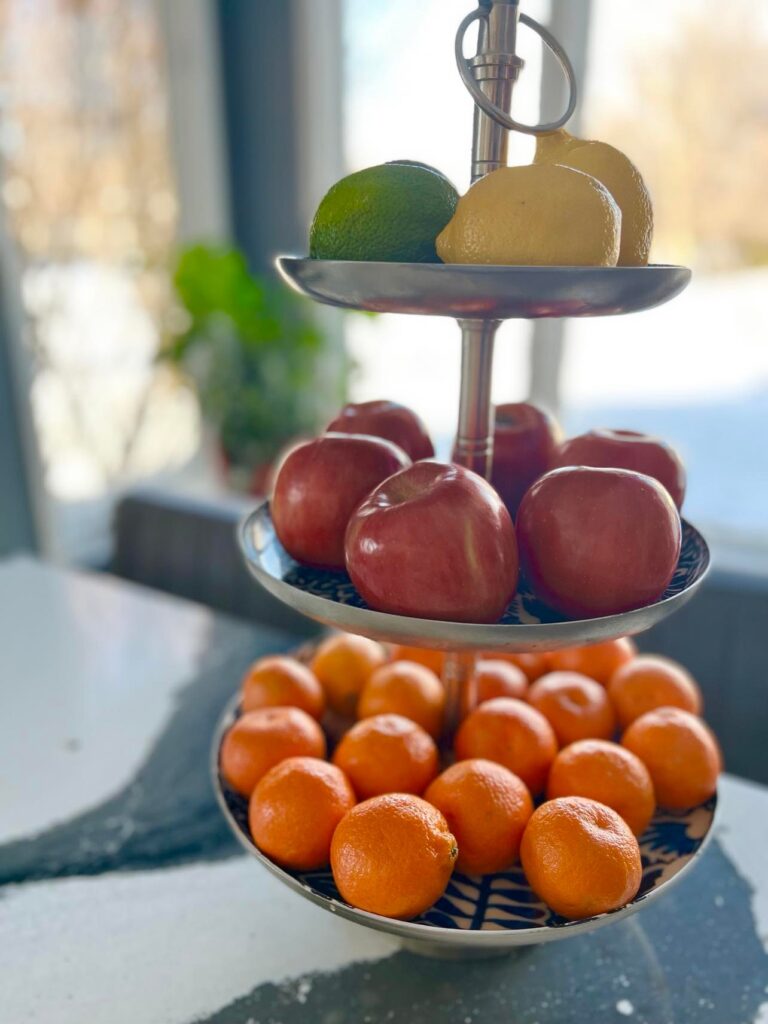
[554,428,686,509]
[327,400,434,461]
[482,402,561,516]
[516,466,681,619]
[345,461,518,623]
[272,433,410,569]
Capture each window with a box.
[563,0,768,549]
[0,0,198,560]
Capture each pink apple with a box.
[327,400,434,461]
[516,466,682,619]
[345,461,518,623]
[554,428,686,509]
[485,402,561,516]
[272,433,410,569]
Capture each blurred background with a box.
[1,0,766,571]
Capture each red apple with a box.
[554,428,686,509]
[272,433,410,569]
[483,402,561,516]
[345,461,518,623]
[327,400,434,461]
[516,466,681,619]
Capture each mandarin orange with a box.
[249,756,355,870]
[331,794,458,919]
[608,655,703,728]
[622,706,721,809]
[548,637,636,685]
[546,738,655,835]
[520,796,642,919]
[311,633,386,717]
[332,713,439,798]
[454,697,558,795]
[220,707,326,796]
[241,655,325,719]
[358,660,445,738]
[425,759,533,874]
[527,671,616,746]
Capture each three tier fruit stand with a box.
[215,0,714,958]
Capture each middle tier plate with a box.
[277,257,691,319]
[239,502,710,653]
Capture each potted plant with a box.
[162,243,344,493]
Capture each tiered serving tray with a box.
[277,258,692,320]
[215,0,715,958]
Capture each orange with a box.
[332,713,439,798]
[331,793,458,919]
[425,759,533,874]
[527,671,617,746]
[548,637,637,685]
[249,756,355,870]
[389,644,445,675]
[546,739,655,836]
[357,660,445,738]
[464,659,528,716]
[241,655,325,720]
[608,655,703,728]
[489,651,551,683]
[520,796,642,919]
[220,707,326,796]
[311,632,386,717]
[454,697,558,795]
[622,706,721,809]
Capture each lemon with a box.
[309,162,458,263]
[535,129,653,266]
[436,164,621,267]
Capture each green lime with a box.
[309,162,459,263]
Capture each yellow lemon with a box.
[436,164,621,267]
[535,129,653,266]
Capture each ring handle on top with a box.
[455,8,578,136]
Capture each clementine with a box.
[332,713,439,798]
[357,660,445,738]
[520,796,642,919]
[608,655,703,728]
[622,706,721,809]
[548,637,636,685]
[311,632,386,716]
[389,644,445,675]
[425,759,533,874]
[527,671,617,746]
[249,756,355,870]
[463,659,528,716]
[489,651,551,683]
[331,793,458,919]
[220,707,326,796]
[241,655,325,719]
[546,738,655,836]
[454,697,558,795]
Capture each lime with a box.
[309,162,458,263]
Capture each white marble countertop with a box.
[1,556,766,1024]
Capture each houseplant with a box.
[162,243,344,492]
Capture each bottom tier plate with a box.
[239,502,711,653]
[213,697,717,957]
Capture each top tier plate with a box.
[276,257,691,320]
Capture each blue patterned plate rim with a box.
[238,502,711,653]
[212,693,718,950]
